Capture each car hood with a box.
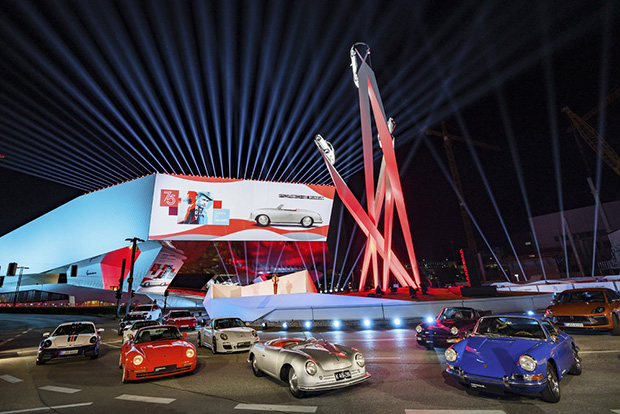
[50,334,96,348]
[293,342,352,370]
[428,319,476,330]
[136,340,192,360]
[460,336,542,376]
[549,302,606,315]
[219,327,254,338]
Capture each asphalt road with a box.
[1,314,619,414]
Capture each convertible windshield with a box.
[214,318,246,329]
[131,320,160,330]
[438,307,475,320]
[53,323,95,336]
[134,327,182,343]
[556,290,605,303]
[474,316,546,339]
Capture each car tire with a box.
[256,215,271,227]
[197,332,202,347]
[90,348,99,360]
[122,365,129,384]
[300,216,314,228]
[612,314,620,336]
[117,328,122,336]
[540,363,561,403]
[36,358,45,365]
[119,354,123,369]
[287,366,305,398]
[211,338,217,354]
[568,346,582,375]
[250,354,263,377]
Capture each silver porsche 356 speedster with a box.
[248,337,370,397]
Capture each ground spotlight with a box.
[362,319,371,328]
[282,322,288,330]
[393,318,402,327]
[261,322,267,329]
[304,321,312,329]
[333,320,341,329]
[526,310,535,315]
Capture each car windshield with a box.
[53,323,95,336]
[131,321,160,330]
[474,316,546,339]
[214,318,245,329]
[556,290,605,303]
[124,314,146,322]
[134,327,182,343]
[438,308,474,320]
[134,305,154,312]
[170,311,192,318]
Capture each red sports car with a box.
[120,325,196,383]
[162,310,197,330]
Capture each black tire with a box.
[612,314,620,336]
[300,216,314,228]
[36,359,45,365]
[250,354,263,377]
[287,366,305,398]
[117,328,123,336]
[90,348,99,360]
[122,365,129,384]
[197,332,202,347]
[211,338,217,354]
[256,215,270,227]
[568,346,582,375]
[540,363,561,403]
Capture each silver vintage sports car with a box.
[197,317,259,353]
[249,204,322,228]
[248,337,370,397]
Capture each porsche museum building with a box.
[0,173,335,308]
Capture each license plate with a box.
[59,349,78,356]
[335,370,351,381]
[154,364,176,373]
[564,322,584,327]
[470,383,486,389]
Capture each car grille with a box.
[553,315,608,326]
[136,365,192,378]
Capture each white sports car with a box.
[197,317,259,353]
[36,321,104,364]
[122,320,161,343]
[249,204,322,228]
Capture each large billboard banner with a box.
[148,174,335,241]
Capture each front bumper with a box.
[446,365,546,394]
[221,340,256,352]
[416,333,461,348]
[298,368,370,392]
[125,360,196,381]
[549,315,611,330]
[37,344,97,362]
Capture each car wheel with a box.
[119,354,123,369]
[287,366,305,398]
[117,328,122,336]
[612,314,620,336]
[36,358,45,365]
[122,365,129,384]
[300,216,314,228]
[540,363,561,403]
[255,215,271,227]
[568,346,582,375]
[197,332,202,347]
[90,347,99,360]
[250,354,263,377]
[211,338,217,354]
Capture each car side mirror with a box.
[465,329,473,338]
[43,332,50,338]
[245,322,250,327]
[98,328,105,333]
[550,335,558,343]
[182,333,188,338]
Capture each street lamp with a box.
[124,237,144,316]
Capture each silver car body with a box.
[198,317,259,353]
[248,337,370,395]
[249,204,322,228]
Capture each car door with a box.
[205,319,215,347]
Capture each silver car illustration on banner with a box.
[197,317,259,353]
[249,204,322,228]
[248,337,370,397]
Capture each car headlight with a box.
[544,307,552,315]
[592,306,605,314]
[518,354,537,372]
[355,353,365,367]
[186,348,195,358]
[305,360,317,376]
[43,340,52,348]
[132,355,144,365]
[450,326,459,336]
[415,325,423,333]
[220,333,228,340]
[89,336,97,344]
[445,348,458,362]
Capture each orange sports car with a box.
[120,325,196,382]
[545,287,620,334]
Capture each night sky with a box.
[1,0,619,263]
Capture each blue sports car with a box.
[445,313,581,403]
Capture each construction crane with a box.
[425,122,500,256]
